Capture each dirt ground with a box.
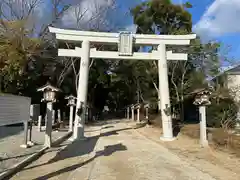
[180,124,240,157]
[137,124,240,180]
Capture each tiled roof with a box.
[208,63,240,81]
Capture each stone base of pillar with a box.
[136,121,144,124]
[146,124,153,128]
[68,136,87,142]
[20,144,29,148]
[68,137,75,142]
[72,125,85,139]
[76,137,87,141]
[160,136,176,142]
[200,141,208,148]
[27,141,35,146]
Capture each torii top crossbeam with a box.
[49,27,196,45]
[49,27,196,61]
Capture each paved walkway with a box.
[0,125,68,174]
[11,120,216,180]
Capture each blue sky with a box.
[7,0,238,63]
[176,0,240,61]
[115,0,240,62]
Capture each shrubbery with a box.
[207,95,238,128]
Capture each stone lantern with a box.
[135,103,141,123]
[144,103,150,122]
[131,104,135,121]
[65,95,77,132]
[192,88,211,147]
[37,82,60,148]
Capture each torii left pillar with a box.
[73,41,90,140]
[158,44,174,141]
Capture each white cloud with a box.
[194,0,240,38]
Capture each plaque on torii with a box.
[118,31,134,56]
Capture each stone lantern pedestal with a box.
[192,88,212,148]
[37,82,61,148]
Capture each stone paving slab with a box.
[0,125,69,174]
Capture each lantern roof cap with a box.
[37,82,61,92]
[134,103,141,107]
[189,87,212,96]
[65,94,77,99]
[144,103,150,108]
[143,101,150,105]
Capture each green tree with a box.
[130,0,228,123]
[0,20,42,94]
[131,0,192,35]
[130,0,194,112]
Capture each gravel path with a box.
[11,120,217,180]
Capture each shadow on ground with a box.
[86,119,126,127]
[13,124,131,180]
[0,125,23,139]
[32,143,127,180]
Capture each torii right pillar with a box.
[158,44,175,141]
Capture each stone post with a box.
[144,103,150,124]
[57,109,61,122]
[45,102,53,147]
[146,108,149,120]
[27,120,34,146]
[69,105,74,132]
[38,115,42,132]
[131,106,134,121]
[199,106,208,147]
[52,110,55,124]
[20,121,29,148]
[145,106,149,120]
[137,105,140,123]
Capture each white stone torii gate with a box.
[49,27,196,141]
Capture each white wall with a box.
[227,74,240,126]
[227,74,240,102]
[0,94,31,126]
